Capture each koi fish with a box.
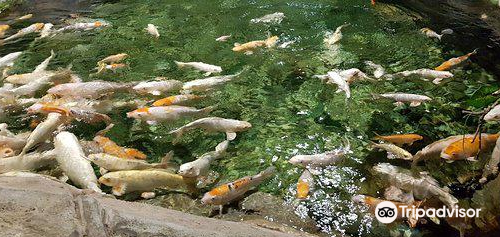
[99,169,197,196]
[145,24,160,38]
[373,133,423,147]
[175,61,222,76]
[126,105,214,125]
[216,35,231,42]
[54,132,102,193]
[324,24,349,46]
[0,150,56,174]
[412,135,475,165]
[289,147,348,168]
[152,94,204,107]
[169,117,252,141]
[0,52,22,69]
[435,50,477,71]
[377,93,432,107]
[132,79,183,96]
[20,113,67,155]
[98,53,129,65]
[421,28,453,41]
[182,73,240,93]
[480,136,500,183]
[97,63,127,74]
[47,81,135,99]
[5,50,55,84]
[394,68,454,84]
[232,36,279,55]
[201,166,275,206]
[0,25,10,38]
[372,142,414,160]
[297,169,314,200]
[178,140,229,178]
[39,23,54,38]
[484,105,500,122]
[88,152,171,172]
[93,135,146,160]
[250,12,285,24]
[56,21,108,33]
[440,134,499,162]
[373,163,458,208]
[3,23,44,42]
[365,61,386,79]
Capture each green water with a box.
[2,0,499,236]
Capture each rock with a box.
[139,192,212,216]
[239,192,319,233]
[0,175,310,237]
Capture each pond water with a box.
[1,0,499,236]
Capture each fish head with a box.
[288,155,307,167]
[98,174,119,186]
[178,163,200,177]
[236,121,252,131]
[351,195,367,205]
[484,112,500,122]
[126,107,150,119]
[132,83,150,94]
[87,154,100,163]
[27,103,43,114]
[201,192,220,205]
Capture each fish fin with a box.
[441,29,453,35]
[393,101,404,106]
[201,106,216,115]
[141,192,156,199]
[204,72,212,77]
[150,90,162,96]
[146,120,157,125]
[226,132,237,141]
[59,173,69,183]
[182,177,198,194]
[99,167,108,175]
[112,184,126,196]
[169,128,184,144]
[466,157,478,162]
[432,78,442,84]
[244,51,254,55]
[234,43,241,47]
[409,101,421,107]
[387,152,397,160]
[445,160,454,164]
[174,61,184,68]
[215,140,229,153]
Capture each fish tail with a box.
[370,93,381,100]
[259,166,276,179]
[201,105,216,115]
[169,127,185,143]
[215,140,229,153]
[437,34,443,41]
[471,48,479,55]
[441,29,453,35]
[183,176,199,195]
[174,61,185,68]
[153,151,174,169]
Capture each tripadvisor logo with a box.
[374,201,481,224]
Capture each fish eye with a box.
[211,197,215,201]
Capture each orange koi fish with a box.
[93,135,146,160]
[373,133,423,147]
[152,94,204,107]
[201,166,275,206]
[297,169,314,200]
[435,50,477,71]
[440,134,499,162]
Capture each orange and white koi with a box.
[373,133,423,147]
[201,166,275,205]
[435,50,477,71]
[93,135,146,160]
[126,105,214,125]
[297,169,314,200]
[420,28,453,41]
[232,36,279,55]
[0,25,10,38]
[440,134,499,162]
[152,94,204,107]
[3,23,44,42]
[56,21,108,33]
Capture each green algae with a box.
[3,0,500,236]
